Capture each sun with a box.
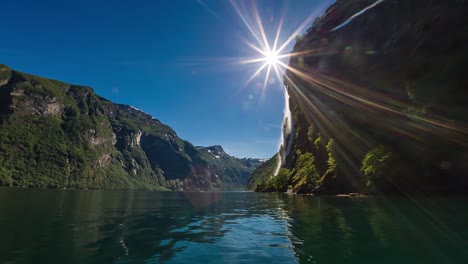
[229,0,318,91]
[264,49,280,66]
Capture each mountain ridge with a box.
[0,64,261,191]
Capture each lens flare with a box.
[264,50,280,66]
[229,0,326,92]
[228,0,468,181]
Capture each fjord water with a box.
[1,189,467,263]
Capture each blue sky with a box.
[1,0,333,158]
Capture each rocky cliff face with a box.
[252,0,468,194]
[0,64,260,190]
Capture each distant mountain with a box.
[0,64,262,191]
[246,154,278,191]
[196,145,265,189]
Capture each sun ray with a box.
[253,4,271,53]
[229,0,340,96]
[272,64,283,85]
[243,62,269,88]
[279,59,468,147]
[272,13,285,52]
[263,63,272,90]
[276,14,316,54]
[235,57,269,65]
[244,40,267,56]
[229,0,266,50]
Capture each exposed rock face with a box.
[0,66,11,86]
[97,153,112,167]
[0,65,261,190]
[89,129,114,146]
[251,0,468,195]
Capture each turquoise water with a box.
[0,188,467,263]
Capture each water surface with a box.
[0,188,467,263]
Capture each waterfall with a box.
[274,85,295,176]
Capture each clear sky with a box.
[1,0,333,158]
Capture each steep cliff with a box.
[0,64,260,190]
[253,0,468,195]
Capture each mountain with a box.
[196,145,265,189]
[0,64,261,191]
[246,153,278,191]
[251,0,468,195]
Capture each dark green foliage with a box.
[265,168,290,192]
[292,151,319,192]
[324,139,337,178]
[249,131,339,193]
[0,66,258,191]
[246,154,278,191]
[141,135,192,180]
[361,146,393,192]
[260,0,468,195]
[0,116,70,188]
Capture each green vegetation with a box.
[324,139,337,178]
[361,146,393,192]
[291,151,319,191]
[246,154,278,191]
[196,145,263,190]
[0,64,12,81]
[265,168,290,192]
[0,66,259,191]
[249,123,340,193]
[250,0,468,195]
